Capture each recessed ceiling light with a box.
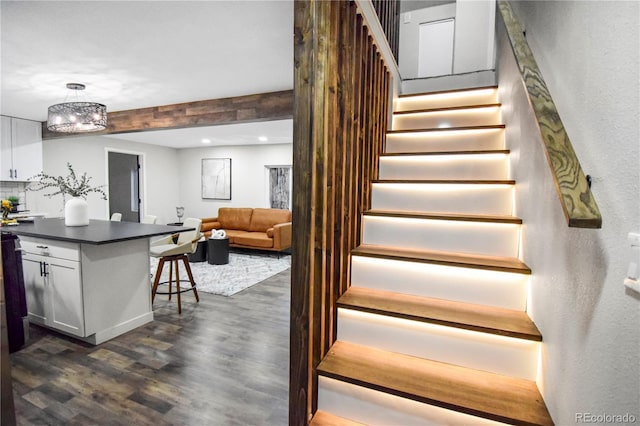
[202,138,211,144]
[258,136,268,142]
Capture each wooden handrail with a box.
[290,0,392,424]
[498,1,602,229]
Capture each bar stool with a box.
[150,218,201,314]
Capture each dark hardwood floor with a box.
[10,269,291,425]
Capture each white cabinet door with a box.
[0,116,12,180]
[21,245,85,337]
[11,118,43,180]
[47,257,85,337]
[22,253,48,325]
[418,19,455,78]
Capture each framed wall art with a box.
[202,158,231,200]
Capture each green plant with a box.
[7,195,19,204]
[27,163,107,200]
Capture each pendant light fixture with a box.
[47,83,107,133]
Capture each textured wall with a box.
[498,1,639,423]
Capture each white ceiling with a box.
[103,118,292,148]
[0,0,294,148]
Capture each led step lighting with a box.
[396,87,499,112]
[318,376,503,426]
[371,182,515,216]
[362,215,520,257]
[385,126,505,153]
[379,153,510,180]
[350,256,529,310]
[337,309,539,380]
[392,106,502,131]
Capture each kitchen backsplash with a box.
[0,181,27,209]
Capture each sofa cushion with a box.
[248,208,292,232]
[233,232,274,249]
[218,208,253,231]
[222,229,247,245]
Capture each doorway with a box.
[418,18,455,77]
[107,151,140,222]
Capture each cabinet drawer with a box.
[20,237,80,261]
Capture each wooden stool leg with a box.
[168,259,174,301]
[175,258,182,314]
[181,256,199,302]
[151,258,166,303]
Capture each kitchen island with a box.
[5,218,192,345]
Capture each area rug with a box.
[150,252,291,296]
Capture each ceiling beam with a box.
[41,90,293,140]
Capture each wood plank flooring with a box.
[10,269,291,425]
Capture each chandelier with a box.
[47,83,107,133]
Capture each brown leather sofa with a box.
[201,207,292,252]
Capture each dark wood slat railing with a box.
[372,0,400,61]
[290,0,391,424]
[498,1,602,228]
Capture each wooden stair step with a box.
[364,209,522,224]
[398,85,498,98]
[318,341,553,426]
[381,149,510,157]
[310,411,366,426]
[393,103,502,115]
[352,244,531,274]
[373,179,515,185]
[338,287,541,341]
[387,124,505,135]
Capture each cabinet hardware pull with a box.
[36,245,48,249]
[9,169,13,179]
[14,169,17,179]
[39,261,44,277]
[43,263,49,277]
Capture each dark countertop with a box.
[2,218,193,245]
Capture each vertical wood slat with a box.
[291,0,319,423]
[291,1,392,424]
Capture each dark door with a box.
[108,152,140,222]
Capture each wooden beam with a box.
[41,90,293,140]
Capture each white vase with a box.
[65,197,89,226]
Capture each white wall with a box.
[453,0,496,74]
[29,136,293,225]
[399,3,456,79]
[399,0,496,80]
[497,1,639,423]
[28,136,180,224]
[176,143,292,219]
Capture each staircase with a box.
[312,87,554,425]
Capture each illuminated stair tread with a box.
[398,85,499,98]
[387,124,505,134]
[352,244,531,274]
[373,179,515,185]
[318,341,553,426]
[364,209,522,224]
[381,149,510,157]
[393,103,502,115]
[310,411,366,426]
[338,287,541,341]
